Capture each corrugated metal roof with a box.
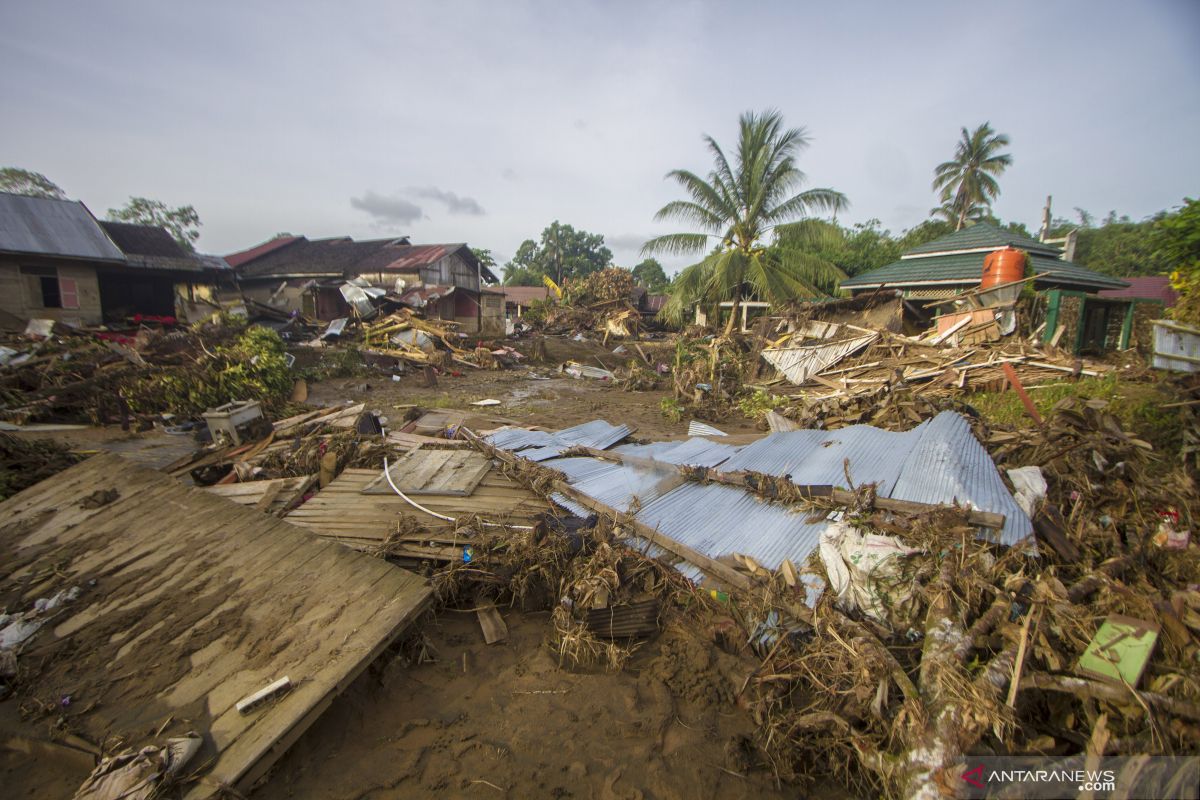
[637,482,830,574]
[720,412,1030,545]
[615,437,740,467]
[493,413,1032,595]
[99,221,188,258]
[0,193,124,261]
[485,420,632,462]
[761,331,878,385]
[225,236,304,268]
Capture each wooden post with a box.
[1002,362,1044,426]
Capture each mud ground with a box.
[253,611,799,800]
[305,335,760,439]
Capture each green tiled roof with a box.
[904,222,1061,256]
[841,251,1129,291]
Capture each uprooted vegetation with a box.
[0,319,296,425]
[403,401,1200,798]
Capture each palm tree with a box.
[932,123,1013,231]
[643,110,848,335]
[930,199,987,227]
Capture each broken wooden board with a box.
[201,474,315,516]
[0,453,432,799]
[476,600,508,644]
[284,468,552,547]
[361,448,492,496]
[386,430,470,450]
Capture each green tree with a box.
[1154,198,1200,326]
[631,258,670,292]
[776,218,903,279]
[1045,207,1170,277]
[645,110,847,333]
[501,222,612,285]
[107,197,201,251]
[897,219,956,251]
[932,123,1013,231]
[502,240,543,285]
[0,168,66,199]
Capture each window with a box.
[20,266,79,309]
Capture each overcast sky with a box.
[1,0,1197,272]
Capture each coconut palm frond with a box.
[641,233,712,257]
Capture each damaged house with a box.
[839,223,1128,301]
[0,191,230,327]
[838,223,1162,354]
[227,235,504,333]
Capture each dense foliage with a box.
[631,258,670,292]
[503,221,613,285]
[1157,198,1200,326]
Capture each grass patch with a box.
[967,374,1186,455]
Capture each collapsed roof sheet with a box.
[485,420,632,462]
[490,412,1032,586]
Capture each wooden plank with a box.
[0,453,432,799]
[1002,362,1045,426]
[476,601,508,645]
[254,480,285,512]
[419,451,492,496]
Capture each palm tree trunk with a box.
[723,287,742,337]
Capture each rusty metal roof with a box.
[224,235,304,267]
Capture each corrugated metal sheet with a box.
[1152,320,1200,373]
[888,413,1031,545]
[720,412,1031,545]
[0,193,124,261]
[485,426,559,450]
[488,420,632,462]
[687,420,727,437]
[496,413,1031,597]
[615,437,740,467]
[637,482,830,574]
[761,331,878,385]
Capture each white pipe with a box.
[381,457,533,530]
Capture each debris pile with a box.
[312,309,523,374]
[0,319,296,426]
[457,407,1199,797]
[524,268,644,339]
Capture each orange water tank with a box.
[981,247,1026,289]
